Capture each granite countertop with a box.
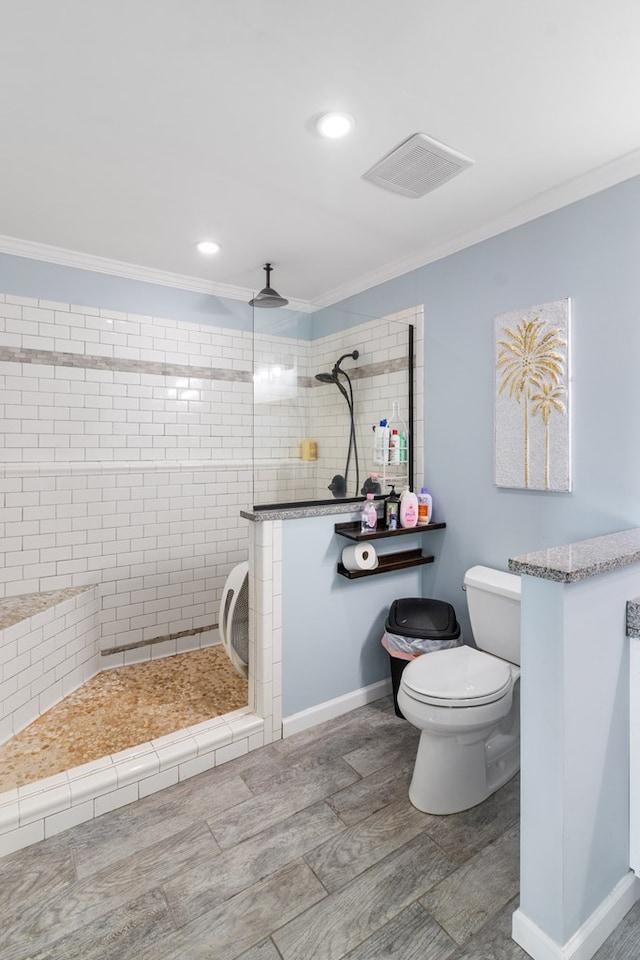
[241,501,364,522]
[509,527,640,583]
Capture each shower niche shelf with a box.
[334,520,446,579]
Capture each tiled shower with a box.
[0,293,254,747]
[0,290,422,853]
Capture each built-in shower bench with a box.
[0,584,100,747]
[0,585,94,630]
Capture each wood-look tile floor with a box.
[0,645,248,791]
[0,696,637,960]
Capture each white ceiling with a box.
[1,1,640,309]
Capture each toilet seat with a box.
[401,645,513,707]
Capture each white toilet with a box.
[397,565,521,815]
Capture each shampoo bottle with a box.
[374,420,388,464]
[389,429,400,465]
[399,488,418,528]
[380,420,390,464]
[417,487,432,525]
[399,431,407,465]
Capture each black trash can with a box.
[383,597,461,718]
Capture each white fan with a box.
[219,561,249,679]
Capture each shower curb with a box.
[0,707,264,858]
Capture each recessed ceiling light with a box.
[196,240,221,255]
[316,112,354,139]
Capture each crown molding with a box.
[0,235,312,313]
[310,148,640,310]
[2,147,639,316]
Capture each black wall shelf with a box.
[335,520,446,579]
[334,520,446,542]
[337,548,434,579]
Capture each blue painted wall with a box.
[0,252,312,338]
[310,175,640,643]
[282,513,434,715]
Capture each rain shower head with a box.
[314,372,338,384]
[248,263,289,309]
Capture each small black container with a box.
[385,597,461,718]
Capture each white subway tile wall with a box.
[0,296,422,671]
[0,295,255,668]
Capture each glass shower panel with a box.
[251,302,419,509]
[251,305,312,507]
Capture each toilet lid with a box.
[401,645,513,707]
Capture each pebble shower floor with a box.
[0,646,248,792]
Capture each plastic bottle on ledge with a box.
[385,484,400,530]
[399,431,407,465]
[361,493,378,533]
[380,420,390,464]
[389,429,400,465]
[417,487,433,525]
[374,420,389,464]
[399,488,418,528]
[388,400,408,467]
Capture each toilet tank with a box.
[464,565,521,665]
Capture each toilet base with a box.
[407,725,520,815]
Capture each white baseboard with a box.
[512,872,640,960]
[282,678,392,738]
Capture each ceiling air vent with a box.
[363,133,474,199]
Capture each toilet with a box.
[397,564,521,815]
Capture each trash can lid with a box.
[386,597,460,641]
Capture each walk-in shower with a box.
[315,350,360,498]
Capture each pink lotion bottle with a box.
[399,488,418,528]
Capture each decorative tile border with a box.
[101,621,217,656]
[0,344,253,381]
[299,355,409,388]
[0,346,406,388]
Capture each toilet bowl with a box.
[398,565,521,815]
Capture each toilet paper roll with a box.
[341,542,379,571]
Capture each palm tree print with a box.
[496,318,566,487]
[531,382,566,489]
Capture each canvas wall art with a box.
[495,298,571,491]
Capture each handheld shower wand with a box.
[314,350,360,497]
